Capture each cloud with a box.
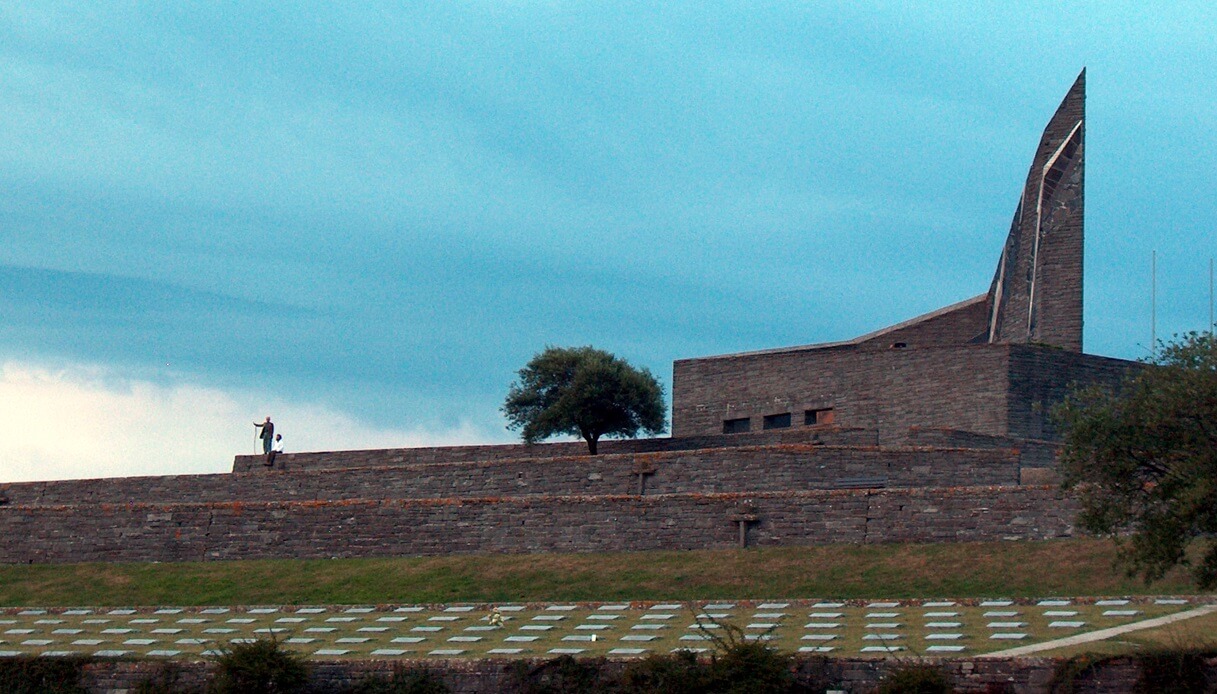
[0,360,498,483]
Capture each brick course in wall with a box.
[230,427,881,473]
[0,485,1075,564]
[65,654,1189,693]
[3,445,1020,507]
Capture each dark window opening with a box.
[804,408,835,426]
[722,417,751,434]
[762,413,791,430]
[890,342,907,349]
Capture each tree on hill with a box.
[1055,330,1217,588]
[503,346,666,454]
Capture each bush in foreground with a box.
[208,636,310,694]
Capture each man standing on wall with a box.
[254,416,274,456]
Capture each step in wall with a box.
[0,485,1075,564]
[2,445,1020,507]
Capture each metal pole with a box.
[1151,250,1157,357]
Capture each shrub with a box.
[208,636,310,694]
[620,650,709,693]
[507,655,611,694]
[0,656,89,694]
[875,664,953,693]
[1136,648,1216,694]
[345,664,451,694]
[706,640,795,694]
[135,661,197,694]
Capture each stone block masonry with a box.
[53,654,1198,694]
[0,486,1075,564]
[230,426,881,473]
[2,445,1020,507]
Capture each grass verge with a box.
[0,538,1206,608]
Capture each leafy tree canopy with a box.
[503,346,666,454]
[1056,331,1217,588]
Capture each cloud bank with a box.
[0,360,497,483]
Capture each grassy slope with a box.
[0,539,1208,607]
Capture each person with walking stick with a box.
[254,416,275,460]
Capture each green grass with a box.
[0,538,1208,608]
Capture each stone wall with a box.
[671,343,1138,444]
[67,654,1185,693]
[1006,346,1138,441]
[4,445,1019,507]
[0,485,1075,564]
[672,343,1011,441]
[232,426,881,473]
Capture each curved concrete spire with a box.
[987,69,1085,351]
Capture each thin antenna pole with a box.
[1151,250,1157,358]
[1209,257,1213,337]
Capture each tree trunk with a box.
[585,435,599,455]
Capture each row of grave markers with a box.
[0,598,1196,659]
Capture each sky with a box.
[2,3,1215,482]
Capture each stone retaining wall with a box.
[2,445,1019,507]
[67,654,1186,693]
[229,427,881,473]
[0,486,1075,564]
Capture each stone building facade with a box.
[671,70,1134,445]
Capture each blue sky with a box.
[2,3,1215,481]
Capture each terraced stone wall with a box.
[230,426,880,473]
[2,446,1020,507]
[0,486,1075,564]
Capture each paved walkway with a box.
[980,603,1217,658]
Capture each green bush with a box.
[874,664,953,694]
[0,656,89,694]
[706,641,795,694]
[345,664,451,694]
[135,661,197,694]
[208,637,311,694]
[620,650,709,693]
[1136,649,1215,694]
[507,655,611,694]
